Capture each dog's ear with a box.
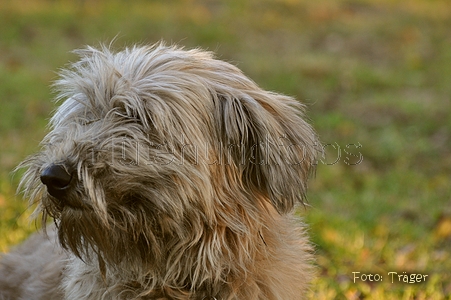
[213,88,320,214]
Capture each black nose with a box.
[40,164,73,197]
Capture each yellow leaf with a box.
[435,215,451,239]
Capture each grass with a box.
[0,0,450,298]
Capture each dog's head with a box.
[20,43,320,280]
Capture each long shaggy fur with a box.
[0,43,320,299]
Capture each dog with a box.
[0,43,320,299]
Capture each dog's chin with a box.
[55,209,106,258]
[58,204,82,214]
[53,203,157,268]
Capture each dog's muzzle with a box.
[40,164,73,199]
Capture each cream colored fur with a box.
[0,43,320,299]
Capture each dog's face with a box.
[20,44,319,276]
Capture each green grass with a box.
[1,0,450,298]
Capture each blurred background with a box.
[0,0,450,298]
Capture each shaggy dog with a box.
[0,43,320,299]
